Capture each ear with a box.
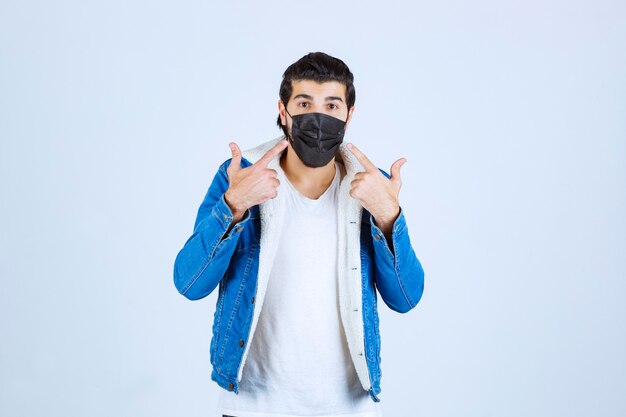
[345,106,355,130]
[278,99,287,126]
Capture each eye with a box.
[328,103,339,110]
[298,101,309,108]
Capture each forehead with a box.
[289,79,346,101]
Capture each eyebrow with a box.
[293,93,344,103]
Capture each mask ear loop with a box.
[282,101,294,143]
[339,108,349,136]
[283,100,292,120]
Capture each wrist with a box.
[374,205,400,228]
[224,189,246,217]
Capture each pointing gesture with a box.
[346,143,406,237]
[224,139,288,223]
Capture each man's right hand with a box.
[223,139,288,222]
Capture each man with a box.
[173,52,425,417]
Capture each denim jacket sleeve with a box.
[369,168,425,313]
[173,159,252,300]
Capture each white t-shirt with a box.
[217,161,383,417]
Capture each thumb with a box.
[390,158,406,184]
[227,142,242,174]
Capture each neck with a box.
[280,142,337,200]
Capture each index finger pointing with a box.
[257,139,288,166]
[346,143,377,171]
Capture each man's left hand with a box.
[346,143,406,237]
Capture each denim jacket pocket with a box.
[373,296,381,363]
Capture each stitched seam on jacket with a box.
[392,226,414,308]
[181,212,229,296]
[210,277,227,362]
[217,246,254,370]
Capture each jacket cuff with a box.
[209,194,252,254]
[369,207,407,259]
[213,193,251,225]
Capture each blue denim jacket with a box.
[173,136,425,403]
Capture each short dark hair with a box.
[276,52,356,138]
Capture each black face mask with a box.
[285,107,348,168]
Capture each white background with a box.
[1,1,625,416]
